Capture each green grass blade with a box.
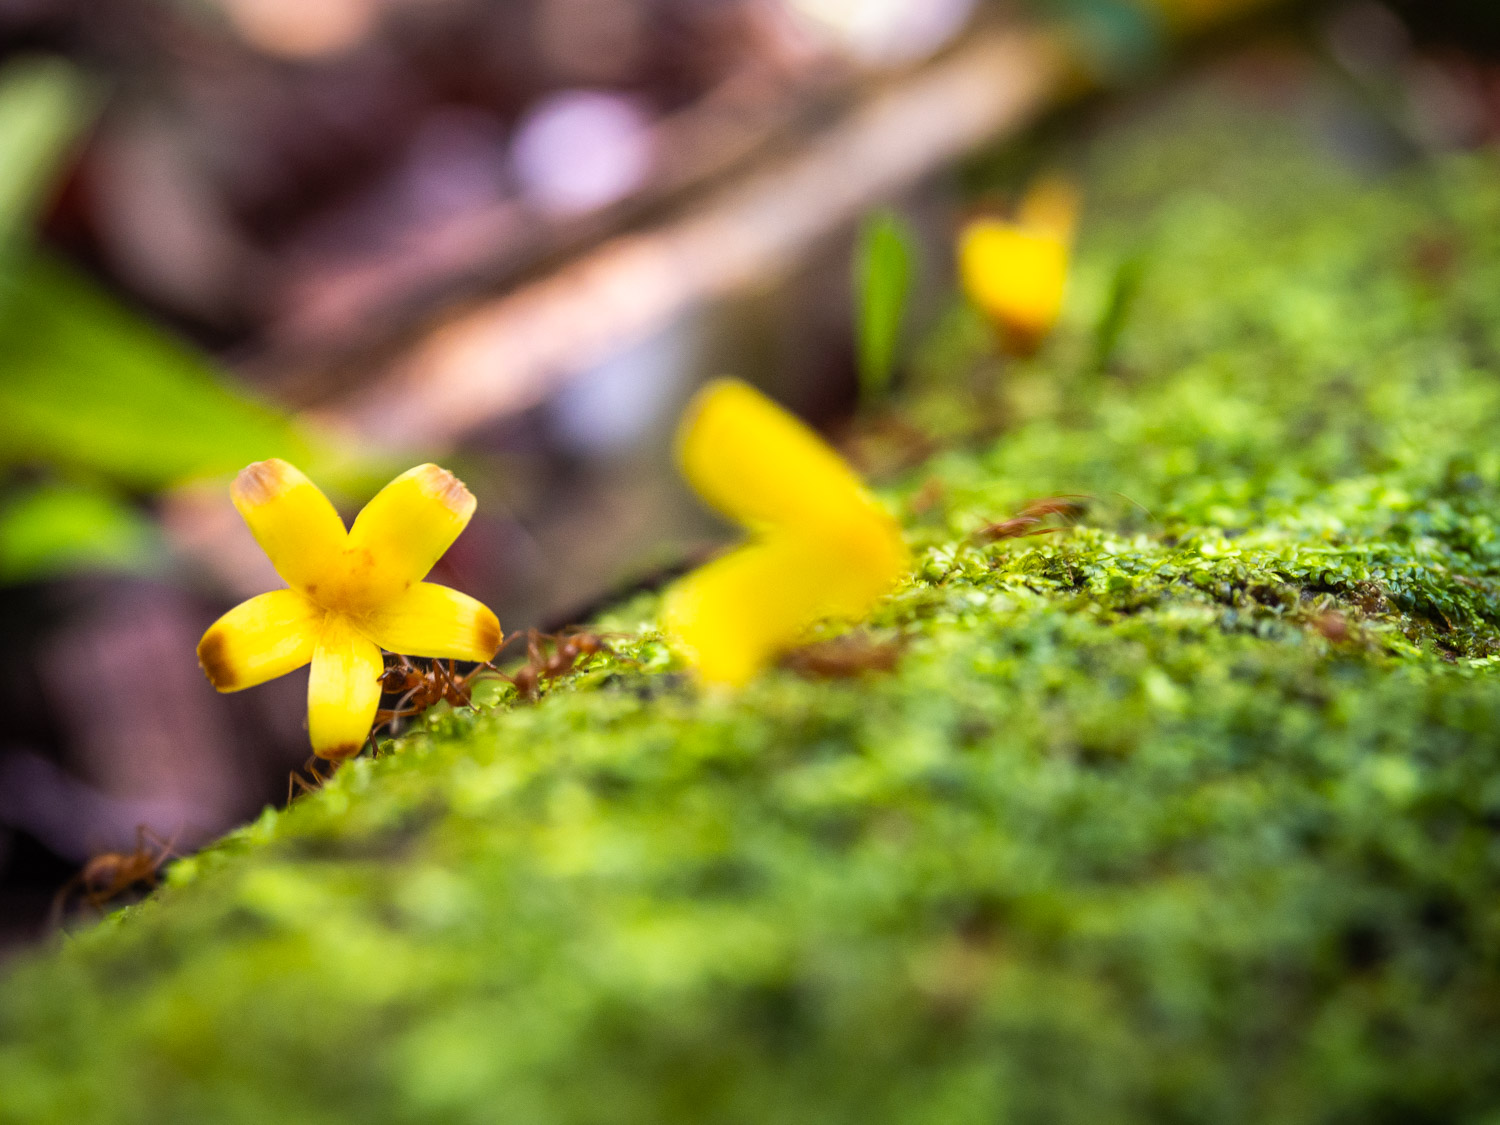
[0,56,94,258]
[0,480,157,583]
[0,253,312,489]
[853,209,914,408]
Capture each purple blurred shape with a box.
[510,90,655,216]
[403,108,511,223]
[0,750,198,862]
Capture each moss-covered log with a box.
[5,83,1500,1124]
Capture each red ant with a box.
[283,656,500,804]
[974,495,1089,543]
[501,629,618,701]
[375,655,495,733]
[283,637,622,804]
[51,825,179,925]
[781,632,905,679]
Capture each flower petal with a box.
[817,510,911,620]
[663,537,818,688]
[306,616,384,760]
[676,379,878,533]
[664,379,911,688]
[197,589,322,692]
[958,220,1069,347]
[231,460,348,596]
[359,582,501,662]
[346,464,476,600]
[662,524,907,688]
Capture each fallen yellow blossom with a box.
[958,174,1080,353]
[197,460,500,760]
[662,379,909,687]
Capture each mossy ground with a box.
[5,67,1500,1124]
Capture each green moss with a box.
[6,83,1500,1124]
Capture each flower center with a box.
[302,545,410,618]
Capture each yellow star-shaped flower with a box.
[196,460,501,760]
[958,174,1080,354]
[662,379,909,687]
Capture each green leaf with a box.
[853,209,914,408]
[0,55,94,257]
[0,252,313,490]
[0,58,333,496]
[1092,247,1149,372]
[0,480,156,583]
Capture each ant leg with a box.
[459,661,494,689]
[290,755,333,795]
[526,629,548,670]
[287,769,320,803]
[130,824,150,857]
[456,662,502,707]
[287,755,332,801]
[439,660,476,707]
[385,698,424,735]
[495,630,530,659]
[138,824,180,859]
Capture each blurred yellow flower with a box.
[197,460,501,760]
[958,174,1080,354]
[662,379,909,687]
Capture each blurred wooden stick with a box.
[313,28,1072,451]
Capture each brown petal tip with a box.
[232,459,296,507]
[414,464,475,517]
[476,611,502,661]
[315,742,362,762]
[197,629,237,692]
